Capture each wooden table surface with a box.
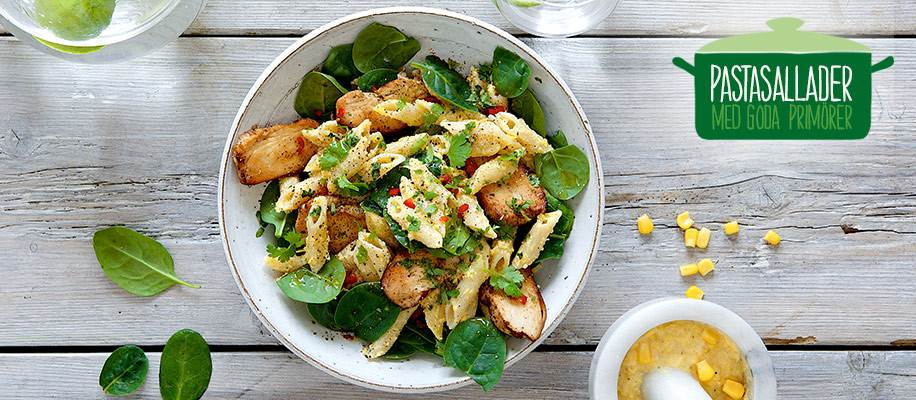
[2,1,915,398]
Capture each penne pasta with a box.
[512,210,563,270]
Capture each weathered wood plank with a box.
[1,351,914,398]
[1,1,914,36]
[1,37,914,347]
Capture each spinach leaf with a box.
[159,329,211,400]
[510,89,546,136]
[491,47,531,98]
[547,129,568,148]
[256,180,288,239]
[447,122,474,168]
[294,71,347,119]
[93,227,200,297]
[99,345,148,396]
[361,168,421,252]
[276,257,345,304]
[402,324,444,356]
[321,43,360,82]
[357,68,399,91]
[430,221,477,258]
[412,56,477,112]
[443,318,506,391]
[334,282,400,342]
[534,145,590,200]
[352,22,420,73]
[535,193,575,263]
[381,340,418,360]
[336,175,371,197]
[308,298,342,330]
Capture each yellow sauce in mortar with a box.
[617,320,750,400]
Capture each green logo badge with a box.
[674,17,893,140]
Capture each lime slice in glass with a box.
[508,0,543,7]
[34,36,105,54]
[34,0,116,41]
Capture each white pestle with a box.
[641,368,713,400]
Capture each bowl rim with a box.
[588,297,777,399]
[217,6,605,393]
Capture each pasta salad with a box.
[230,22,590,390]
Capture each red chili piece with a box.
[484,106,506,115]
[388,187,400,196]
[404,199,416,209]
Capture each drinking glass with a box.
[0,0,206,63]
[493,0,620,38]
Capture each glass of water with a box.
[493,0,620,38]
[0,0,206,63]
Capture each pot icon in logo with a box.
[673,17,893,140]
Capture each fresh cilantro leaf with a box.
[419,103,445,131]
[447,122,474,168]
[489,267,524,297]
[446,289,460,299]
[528,174,540,187]
[266,230,305,262]
[407,215,421,232]
[336,175,370,197]
[319,133,360,170]
[500,148,525,163]
[356,245,368,264]
[508,198,531,216]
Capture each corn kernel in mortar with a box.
[695,359,716,382]
[696,227,711,249]
[637,214,654,235]
[698,258,715,276]
[680,263,699,276]
[686,285,704,299]
[764,230,781,245]
[723,379,746,399]
[676,211,694,230]
[724,220,739,235]
[685,228,699,247]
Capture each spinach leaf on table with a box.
[412,56,477,112]
[510,89,546,136]
[352,22,420,73]
[99,345,148,396]
[443,318,507,391]
[534,144,590,200]
[357,68,399,91]
[294,71,347,119]
[334,282,401,342]
[276,257,346,304]
[321,43,360,82]
[159,329,212,400]
[491,46,531,98]
[92,226,200,297]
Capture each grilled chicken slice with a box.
[381,251,441,308]
[295,199,366,254]
[232,118,319,185]
[479,269,546,341]
[376,76,430,102]
[477,166,547,226]
[335,90,406,134]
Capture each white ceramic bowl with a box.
[218,7,605,393]
[589,297,777,400]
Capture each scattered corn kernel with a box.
[696,227,711,249]
[701,328,719,345]
[698,258,715,276]
[724,220,740,235]
[685,285,704,300]
[637,342,652,364]
[764,230,781,246]
[680,263,699,276]
[684,228,698,247]
[722,379,746,399]
[637,214,654,235]
[676,211,694,230]
[695,360,716,382]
